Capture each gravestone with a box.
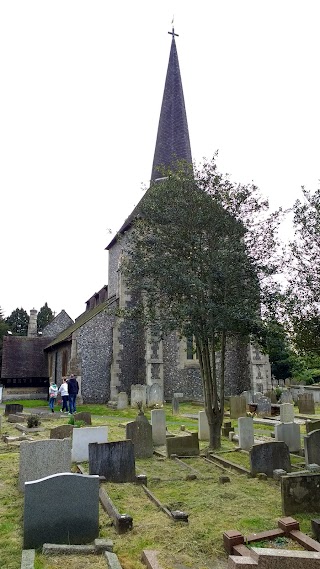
[23,472,99,548]
[249,441,291,477]
[241,391,253,404]
[147,383,163,407]
[151,408,166,446]
[19,439,72,492]
[131,384,147,408]
[50,425,74,439]
[304,429,320,466]
[281,472,320,515]
[306,420,320,434]
[5,403,23,416]
[298,393,315,414]
[275,422,301,453]
[256,396,271,417]
[198,411,209,441]
[72,426,108,462]
[253,392,263,403]
[89,440,136,482]
[229,396,246,419]
[222,421,233,437]
[279,403,295,423]
[74,412,92,425]
[166,433,199,457]
[238,417,254,451]
[126,414,153,458]
[172,396,180,415]
[117,392,128,410]
[7,414,26,423]
[280,390,293,404]
[265,390,277,403]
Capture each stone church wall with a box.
[42,311,74,338]
[108,239,122,298]
[163,334,203,400]
[116,310,146,395]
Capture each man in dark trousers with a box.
[67,374,79,414]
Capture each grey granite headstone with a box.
[74,412,92,425]
[238,417,254,451]
[256,396,271,416]
[126,415,153,458]
[5,403,23,416]
[166,433,200,457]
[280,390,293,404]
[19,439,72,492]
[23,472,99,548]
[275,422,301,452]
[147,383,163,407]
[89,440,136,482]
[249,441,291,477]
[50,425,74,439]
[305,429,320,466]
[117,392,128,410]
[151,408,166,446]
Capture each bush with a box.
[27,414,41,428]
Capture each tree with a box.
[37,302,54,332]
[121,158,283,449]
[5,308,29,336]
[0,307,10,371]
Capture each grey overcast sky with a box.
[1,1,319,320]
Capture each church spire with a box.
[151,28,192,181]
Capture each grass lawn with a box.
[0,401,318,569]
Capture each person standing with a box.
[58,377,69,413]
[67,374,79,414]
[48,381,58,413]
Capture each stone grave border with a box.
[141,483,188,523]
[21,541,120,569]
[224,516,320,566]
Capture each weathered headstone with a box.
[151,408,166,446]
[238,417,254,451]
[198,411,209,441]
[72,426,108,462]
[280,390,293,404]
[74,412,92,425]
[229,396,246,419]
[304,429,320,466]
[117,392,128,410]
[166,433,199,457]
[240,391,253,404]
[281,472,320,515]
[23,472,99,548]
[19,439,72,492]
[249,441,291,477]
[298,393,315,414]
[50,425,74,439]
[253,392,263,403]
[131,384,147,408]
[275,422,301,453]
[5,403,23,416]
[265,390,277,403]
[279,403,295,423]
[89,440,136,482]
[7,414,26,423]
[256,396,271,417]
[172,396,180,415]
[222,421,233,437]
[147,383,163,407]
[126,414,153,458]
[306,420,320,434]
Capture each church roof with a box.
[106,29,191,251]
[1,336,51,379]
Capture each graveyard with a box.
[2,395,320,568]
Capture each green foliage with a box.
[27,414,41,428]
[5,307,29,336]
[0,307,10,370]
[37,302,54,332]
[261,319,299,380]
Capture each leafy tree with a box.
[262,319,298,380]
[121,158,283,449]
[37,302,54,332]
[5,308,29,336]
[0,307,10,371]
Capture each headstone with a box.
[256,396,271,417]
[131,384,147,408]
[229,396,246,419]
[253,392,263,403]
[151,409,166,446]
[147,383,163,407]
[166,433,199,457]
[280,403,295,423]
[172,397,180,415]
[74,412,92,425]
[117,392,128,410]
[126,415,153,458]
[241,391,252,404]
[198,411,209,441]
[265,390,277,403]
[238,417,254,451]
[89,440,136,482]
[298,393,315,414]
[306,420,320,434]
[222,421,233,437]
[72,426,108,462]
[281,472,320,515]
[7,414,26,423]
[5,403,23,416]
[280,390,293,404]
[273,469,287,480]
[23,472,99,548]
[249,441,291,477]
[305,429,320,466]
[50,425,74,439]
[275,422,301,452]
[19,439,72,492]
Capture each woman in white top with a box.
[58,378,69,413]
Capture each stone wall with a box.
[42,310,74,338]
[108,239,122,299]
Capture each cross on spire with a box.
[168,27,179,38]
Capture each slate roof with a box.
[1,336,51,379]
[44,299,110,350]
[106,32,192,251]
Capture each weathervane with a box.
[168,16,179,38]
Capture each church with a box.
[1,30,271,403]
